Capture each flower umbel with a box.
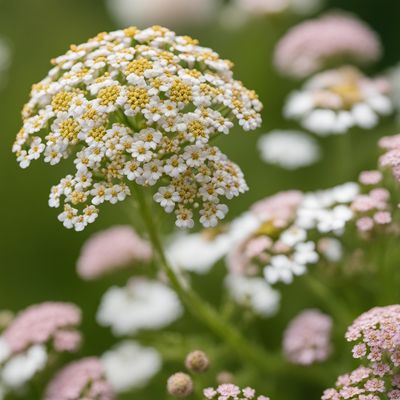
[14,26,262,231]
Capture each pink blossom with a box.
[283,309,332,365]
[53,330,82,352]
[374,211,392,225]
[345,305,400,369]
[356,217,374,232]
[251,191,303,227]
[204,384,269,400]
[379,134,400,150]
[359,170,383,185]
[274,13,381,78]
[45,357,114,400]
[77,225,152,279]
[3,302,81,353]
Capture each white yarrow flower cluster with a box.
[284,66,392,136]
[97,278,183,336]
[227,183,359,285]
[14,26,262,231]
[166,212,260,274]
[102,341,161,393]
[225,275,281,317]
[0,340,47,398]
[258,130,320,169]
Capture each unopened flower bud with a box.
[185,350,209,373]
[167,372,193,398]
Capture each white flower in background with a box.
[318,238,343,263]
[106,0,216,29]
[226,183,358,287]
[225,275,280,316]
[258,130,320,170]
[263,242,318,284]
[2,345,47,389]
[167,232,231,274]
[296,183,358,233]
[0,339,10,364]
[233,0,322,15]
[97,278,183,336]
[284,66,393,135]
[102,341,161,392]
[0,37,11,90]
[167,212,260,274]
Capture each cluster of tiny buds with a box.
[14,25,262,231]
[203,384,270,400]
[352,170,393,234]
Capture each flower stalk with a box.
[132,184,281,375]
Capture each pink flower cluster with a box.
[45,357,114,400]
[3,302,81,353]
[351,171,392,234]
[322,366,400,400]
[228,191,304,275]
[323,305,400,400]
[283,309,332,365]
[77,225,152,279]
[274,13,381,78]
[345,305,400,368]
[251,191,303,228]
[203,384,270,400]
[379,134,400,182]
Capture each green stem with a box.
[303,274,353,328]
[132,185,280,374]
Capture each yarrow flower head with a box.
[76,225,152,279]
[227,183,358,285]
[2,302,81,354]
[97,277,183,336]
[345,305,400,368]
[284,66,392,136]
[322,366,400,400]
[203,384,270,400]
[0,302,82,398]
[14,26,262,231]
[45,357,114,400]
[274,13,382,79]
[257,130,320,170]
[283,309,333,365]
[225,275,281,316]
[101,341,161,393]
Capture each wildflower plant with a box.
[10,8,400,400]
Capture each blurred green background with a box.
[0,0,399,398]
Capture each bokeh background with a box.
[0,0,399,398]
